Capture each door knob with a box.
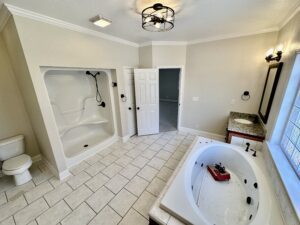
[137,107,140,110]
[128,107,132,110]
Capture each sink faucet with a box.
[245,143,250,152]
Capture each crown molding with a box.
[279,3,300,30]
[187,27,279,45]
[139,41,187,47]
[4,4,139,48]
[0,4,11,32]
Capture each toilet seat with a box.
[2,154,32,175]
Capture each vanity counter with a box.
[227,111,266,140]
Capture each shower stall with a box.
[43,68,117,167]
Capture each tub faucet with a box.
[250,149,257,157]
[245,143,250,152]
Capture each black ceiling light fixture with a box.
[142,3,175,32]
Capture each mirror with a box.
[259,62,283,124]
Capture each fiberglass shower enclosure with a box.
[44,68,117,167]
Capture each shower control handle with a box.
[137,107,140,110]
[128,107,132,110]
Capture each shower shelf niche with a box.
[44,69,117,166]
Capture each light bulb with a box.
[145,16,152,23]
[266,48,274,57]
[276,44,283,52]
[155,22,161,29]
[156,12,162,18]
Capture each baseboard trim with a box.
[121,135,131,143]
[42,156,71,181]
[31,154,42,163]
[179,126,225,142]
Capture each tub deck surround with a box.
[227,112,266,138]
[0,131,198,225]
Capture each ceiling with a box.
[0,0,299,44]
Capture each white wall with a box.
[0,34,40,157]
[182,32,278,135]
[152,45,186,67]
[139,46,152,68]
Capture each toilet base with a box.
[14,170,32,186]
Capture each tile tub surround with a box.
[0,131,196,225]
[227,111,266,138]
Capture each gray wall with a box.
[159,69,180,101]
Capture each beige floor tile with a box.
[156,167,174,182]
[138,166,158,182]
[85,162,106,176]
[122,142,135,150]
[24,181,53,203]
[101,155,118,166]
[6,181,35,201]
[14,198,49,225]
[136,143,149,151]
[131,156,149,168]
[61,203,95,225]
[111,149,128,158]
[89,206,121,225]
[119,209,148,225]
[98,147,113,157]
[141,150,157,159]
[115,155,132,167]
[126,149,142,159]
[32,164,53,185]
[44,183,73,207]
[64,185,93,209]
[146,177,166,197]
[105,174,129,194]
[27,220,37,225]
[67,172,91,190]
[148,143,163,152]
[86,186,114,212]
[102,164,122,178]
[69,161,89,175]
[165,158,179,170]
[85,172,109,192]
[155,138,168,145]
[0,196,27,222]
[125,176,149,197]
[109,189,137,217]
[133,191,156,218]
[36,200,71,225]
[0,217,15,225]
[171,151,185,160]
[119,164,140,180]
[85,154,102,165]
[156,150,172,161]
[147,157,166,170]
[0,192,7,206]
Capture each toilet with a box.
[0,135,32,185]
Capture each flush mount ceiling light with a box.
[90,15,112,28]
[142,3,175,32]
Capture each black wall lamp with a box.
[265,44,283,63]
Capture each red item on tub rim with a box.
[207,165,231,181]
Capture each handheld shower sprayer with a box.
[86,71,106,107]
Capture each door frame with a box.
[123,66,137,141]
[157,65,185,130]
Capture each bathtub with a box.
[160,138,271,225]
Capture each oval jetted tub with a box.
[160,139,271,225]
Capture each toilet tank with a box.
[0,135,25,161]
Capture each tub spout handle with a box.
[245,143,250,152]
[250,149,257,157]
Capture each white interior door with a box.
[124,68,137,137]
[134,69,159,136]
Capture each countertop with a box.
[227,111,266,138]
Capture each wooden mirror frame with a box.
[259,62,283,124]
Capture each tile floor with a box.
[0,131,195,225]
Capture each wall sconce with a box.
[265,44,283,63]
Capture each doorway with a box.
[159,68,180,132]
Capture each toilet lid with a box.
[2,154,32,171]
